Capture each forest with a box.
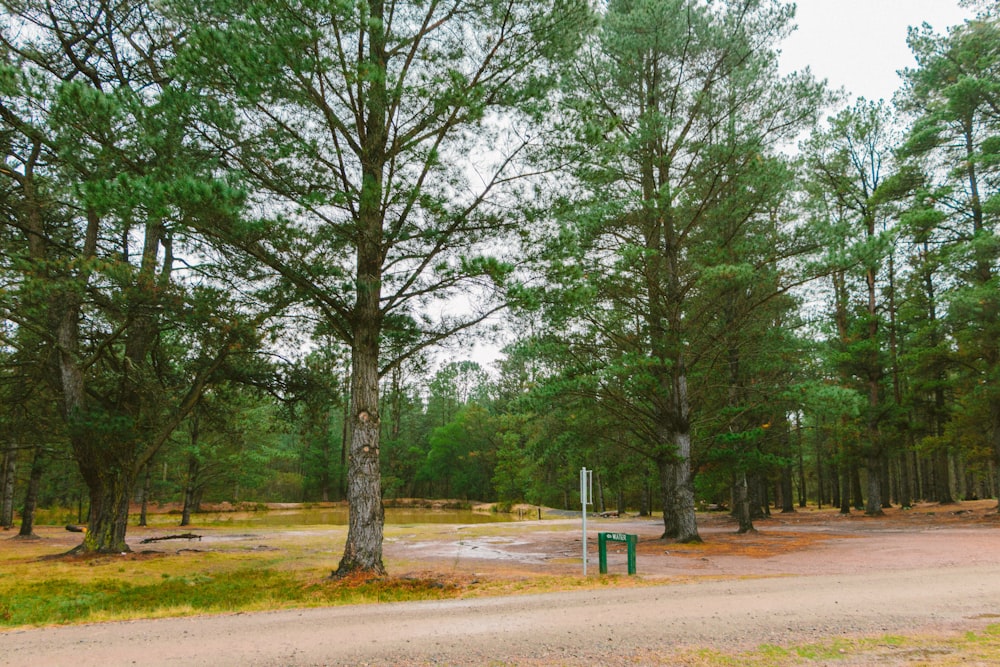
[1,0,999,575]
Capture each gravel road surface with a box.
[4,563,1000,666]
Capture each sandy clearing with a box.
[4,501,1000,666]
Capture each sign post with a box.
[580,467,592,575]
[598,532,638,575]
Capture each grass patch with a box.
[0,564,471,628]
[0,520,654,630]
[663,625,1000,666]
[0,570,289,625]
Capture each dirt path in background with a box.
[390,499,1000,580]
[4,501,1000,666]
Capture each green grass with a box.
[0,563,469,627]
[0,524,480,628]
[1,571,276,625]
[670,627,1000,665]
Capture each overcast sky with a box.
[779,0,975,103]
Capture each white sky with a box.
[779,0,975,103]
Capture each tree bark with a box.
[863,203,884,516]
[781,464,795,513]
[898,448,913,509]
[18,446,44,537]
[671,431,701,543]
[1,440,15,529]
[735,472,755,534]
[138,464,151,527]
[887,250,912,510]
[335,231,386,576]
[181,456,199,527]
[79,460,137,554]
[797,417,807,508]
[839,461,852,515]
[595,470,606,515]
[658,456,677,539]
[865,451,884,516]
[851,466,865,510]
[335,357,385,575]
[934,449,954,504]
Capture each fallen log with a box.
[140,533,202,544]
[65,525,86,533]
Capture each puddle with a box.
[401,536,551,563]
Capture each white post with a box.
[580,467,592,575]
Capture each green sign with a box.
[598,532,637,575]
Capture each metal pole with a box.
[580,467,592,575]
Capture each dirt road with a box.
[4,564,1000,666]
[4,503,1000,665]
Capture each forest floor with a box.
[4,499,1000,665]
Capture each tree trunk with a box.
[138,464,151,527]
[668,359,701,542]
[851,466,865,510]
[781,464,795,513]
[335,269,386,575]
[181,456,199,527]
[671,431,701,543]
[865,451,884,516]
[898,447,913,510]
[818,436,828,509]
[934,449,954,503]
[839,461,852,514]
[1,440,15,529]
[748,471,766,520]
[761,478,771,517]
[18,446,45,538]
[78,461,137,554]
[658,456,678,539]
[830,459,840,510]
[881,454,893,507]
[336,366,385,575]
[735,472,755,534]
[887,249,911,510]
[595,470,606,514]
[863,217,884,517]
[797,416,807,508]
